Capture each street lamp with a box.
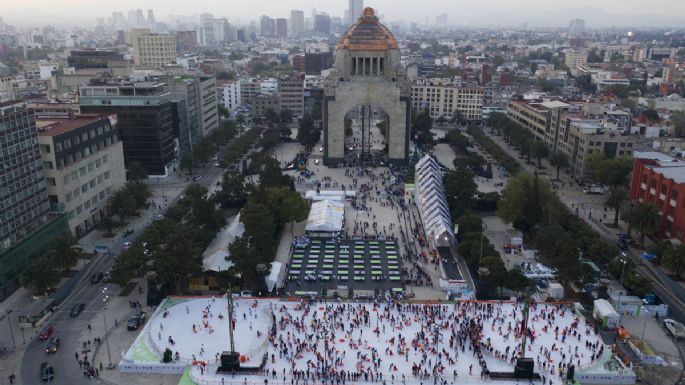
[101,288,115,369]
[618,258,628,313]
[6,309,16,349]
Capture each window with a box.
[89,179,96,188]
[102,155,109,163]
[88,162,94,172]
[79,167,86,176]
[46,178,56,186]
[43,161,54,170]
[40,144,51,153]
[104,171,111,180]
[82,184,88,193]
[63,175,70,184]
[66,192,72,202]
[671,191,679,201]
[97,174,104,183]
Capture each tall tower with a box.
[348,0,364,25]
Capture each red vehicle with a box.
[38,325,54,341]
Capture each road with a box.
[19,160,225,385]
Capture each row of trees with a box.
[22,234,80,295]
[181,120,239,175]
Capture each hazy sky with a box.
[4,0,685,27]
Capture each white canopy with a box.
[415,155,454,243]
[202,214,245,272]
[305,190,356,201]
[266,262,285,292]
[305,199,344,233]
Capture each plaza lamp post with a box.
[101,288,115,369]
[618,258,628,313]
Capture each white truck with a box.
[664,319,685,339]
[583,184,606,194]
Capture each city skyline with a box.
[4,0,685,28]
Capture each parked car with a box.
[45,337,60,353]
[70,303,85,317]
[90,272,104,284]
[122,241,132,250]
[192,175,203,182]
[127,310,147,330]
[40,362,54,382]
[38,325,54,341]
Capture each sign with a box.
[94,244,110,253]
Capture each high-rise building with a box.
[79,82,175,176]
[67,49,123,69]
[36,114,126,236]
[0,101,51,249]
[279,74,305,119]
[290,10,305,36]
[217,80,241,116]
[275,18,288,38]
[147,9,155,25]
[136,9,145,26]
[348,0,364,25]
[176,31,198,52]
[260,15,274,36]
[202,18,233,46]
[131,28,177,68]
[313,14,331,35]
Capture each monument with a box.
[323,7,410,166]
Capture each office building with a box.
[260,15,274,37]
[275,18,288,38]
[564,50,587,75]
[252,93,280,118]
[201,18,234,46]
[131,28,177,68]
[37,115,125,235]
[0,101,51,249]
[348,0,364,25]
[197,75,219,138]
[410,79,484,121]
[630,151,685,242]
[79,82,175,176]
[166,75,218,153]
[314,14,331,35]
[279,74,305,119]
[290,10,305,36]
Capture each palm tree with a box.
[51,234,79,271]
[549,151,569,180]
[663,244,685,278]
[605,187,628,227]
[22,257,61,296]
[628,202,660,247]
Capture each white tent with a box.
[266,262,285,292]
[202,214,245,272]
[414,155,454,246]
[305,199,344,233]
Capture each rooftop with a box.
[37,114,108,137]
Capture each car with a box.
[214,162,220,167]
[123,241,132,250]
[319,146,323,152]
[127,310,147,330]
[45,337,60,353]
[314,159,320,165]
[38,325,54,341]
[192,175,203,182]
[153,213,164,220]
[90,272,103,284]
[70,303,85,317]
[40,362,54,382]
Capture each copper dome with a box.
[336,7,398,52]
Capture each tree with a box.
[455,213,483,237]
[125,181,152,209]
[22,257,60,296]
[587,154,633,187]
[671,111,685,138]
[127,161,148,182]
[266,187,309,234]
[215,173,247,209]
[216,70,236,80]
[412,109,433,149]
[228,236,263,289]
[240,199,277,253]
[529,141,549,166]
[619,98,638,114]
[643,109,660,122]
[628,202,660,247]
[297,114,320,150]
[180,152,195,175]
[662,244,685,277]
[260,127,281,150]
[98,213,116,235]
[605,187,628,227]
[549,151,569,180]
[264,108,279,125]
[504,267,530,297]
[154,227,203,294]
[279,122,292,139]
[499,172,552,234]
[279,109,293,124]
[110,188,137,223]
[444,166,478,219]
[51,234,79,271]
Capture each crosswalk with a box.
[52,318,92,332]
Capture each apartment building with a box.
[37,115,125,235]
[0,101,51,249]
[278,74,305,119]
[132,28,177,68]
[197,75,219,137]
[252,93,280,118]
[564,50,587,75]
[79,82,175,176]
[410,79,484,121]
[217,80,241,115]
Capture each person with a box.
[9,373,15,384]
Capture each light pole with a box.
[6,309,16,349]
[101,288,115,369]
[618,258,628,314]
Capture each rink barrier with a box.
[119,360,186,374]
